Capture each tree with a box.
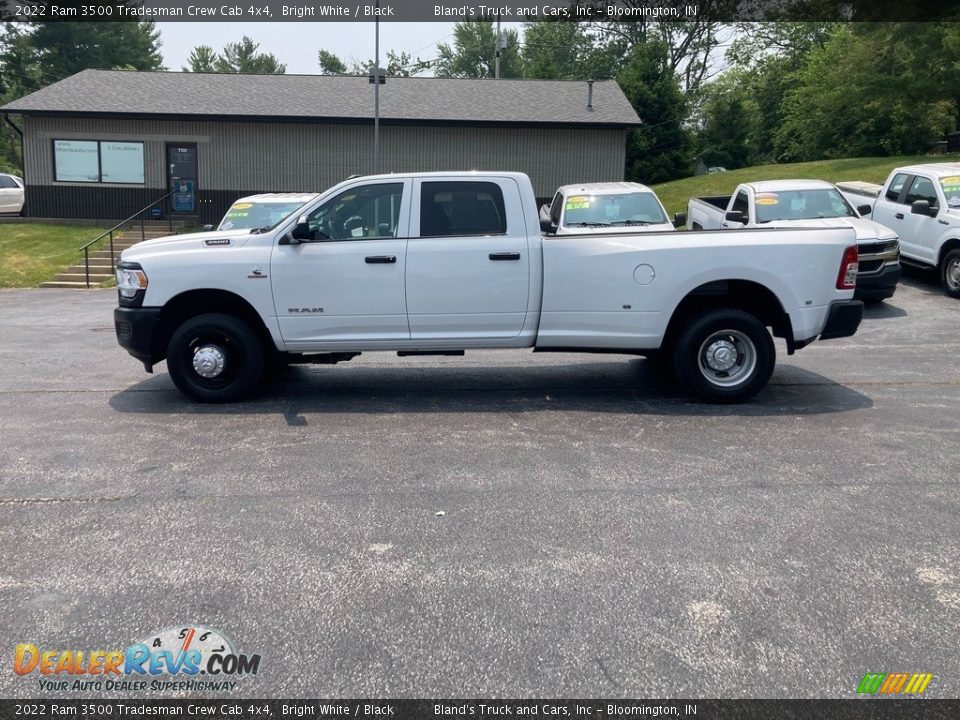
[696,73,755,170]
[520,21,591,80]
[214,36,285,74]
[184,46,218,73]
[617,40,691,183]
[435,20,522,79]
[316,48,428,78]
[27,20,164,81]
[317,49,347,75]
[775,25,954,160]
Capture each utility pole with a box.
[373,0,380,174]
[495,17,501,80]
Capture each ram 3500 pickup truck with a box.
[114,172,863,404]
[838,164,960,298]
[684,179,900,303]
[539,182,677,234]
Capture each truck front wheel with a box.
[166,313,265,403]
[940,249,960,298]
[672,308,775,404]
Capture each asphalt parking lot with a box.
[1,270,958,700]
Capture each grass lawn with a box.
[652,153,960,216]
[0,223,107,288]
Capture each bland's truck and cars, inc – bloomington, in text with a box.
[114,172,864,404]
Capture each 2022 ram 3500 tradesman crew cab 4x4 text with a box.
[114,172,863,404]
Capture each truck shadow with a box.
[108,359,872,420]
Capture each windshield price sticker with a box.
[566,196,591,210]
[755,193,779,206]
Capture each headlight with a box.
[116,264,148,299]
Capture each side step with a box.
[397,350,465,357]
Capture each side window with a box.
[731,191,749,215]
[0,176,17,189]
[886,173,909,202]
[304,182,403,241]
[420,181,507,237]
[549,192,563,225]
[904,176,938,208]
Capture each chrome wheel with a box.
[192,345,227,379]
[946,257,960,291]
[697,330,757,387]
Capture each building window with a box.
[53,140,144,184]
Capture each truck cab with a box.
[839,164,960,298]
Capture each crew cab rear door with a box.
[270,179,411,348]
[406,177,530,340]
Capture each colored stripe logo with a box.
[857,672,933,695]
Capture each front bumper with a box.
[855,262,901,301]
[819,300,864,340]
[114,306,162,371]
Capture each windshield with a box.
[218,200,309,231]
[562,191,668,227]
[754,189,857,223]
[940,175,960,209]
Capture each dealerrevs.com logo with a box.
[14,625,261,692]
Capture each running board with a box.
[397,350,465,357]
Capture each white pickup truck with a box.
[838,164,960,298]
[539,182,677,234]
[114,171,863,404]
[685,180,901,303]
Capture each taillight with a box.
[836,245,858,290]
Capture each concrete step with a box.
[53,273,113,282]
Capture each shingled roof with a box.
[1,69,640,127]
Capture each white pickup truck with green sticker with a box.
[539,182,677,235]
[838,164,960,298]
[685,179,901,303]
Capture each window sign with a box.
[100,142,144,184]
[54,140,144,184]
[53,140,99,182]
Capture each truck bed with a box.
[695,196,730,210]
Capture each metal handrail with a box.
[80,189,179,288]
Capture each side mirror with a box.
[857,204,872,216]
[540,218,558,234]
[911,199,937,217]
[725,210,747,224]
[673,212,687,229]
[291,215,313,242]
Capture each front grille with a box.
[859,239,898,255]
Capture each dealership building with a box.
[0,69,640,224]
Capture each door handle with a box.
[489,252,521,261]
[895,213,904,219]
[365,255,396,264]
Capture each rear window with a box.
[420,182,506,236]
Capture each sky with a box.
[157,22,524,75]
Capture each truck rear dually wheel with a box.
[166,313,264,403]
[940,249,960,299]
[672,308,775,404]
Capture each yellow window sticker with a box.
[231,203,252,209]
[940,176,960,185]
[755,192,779,206]
[565,195,591,210]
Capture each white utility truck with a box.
[685,179,900,303]
[539,182,677,234]
[114,172,863,404]
[838,164,960,298]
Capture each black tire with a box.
[672,308,775,404]
[166,313,264,403]
[940,249,960,299]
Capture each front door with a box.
[270,179,412,349]
[405,178,530,340]
[167,144,198,214]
